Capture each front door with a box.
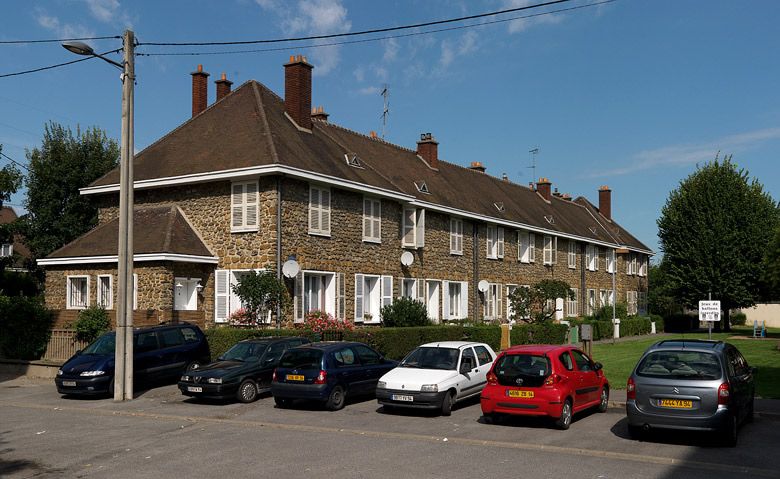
[427,281,441,324]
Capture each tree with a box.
[762,225,780,299]
[0,144,23,272]
[231,271,289,325]
[657,155,780,331]
[508,279,574,324]
[23,122,119,260]
[647,259,683,317]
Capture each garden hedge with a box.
[569,316,664,341]
[0,295,52,360]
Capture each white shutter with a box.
[461,282,469,321]
[497,227,505,258]
[497,284,503,320]
[245,181,258,227]
[402,208,416,247]
[337,273,345,320]
[457,220,463,253]
[415,209,425,248]
[132,274,137,311]
[215,270,229,322]
[529,233,535,262]
[442,281,450,320]
[294,271,304,322]
[552,237,557,264]
[232,183,244,228]
[373,200,381,241]
[543,236,552,264]
[320,189,331,233]
[595,247,600,271]
[418,279,426,303]
[518,231,526,262]
[381,275,393,311]
[309,187,320,232]
[354,274,364,321]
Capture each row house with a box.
[39,56,652,328]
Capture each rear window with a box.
[636,351,722,380]
[494,354,551,387]
[279,349,323,369]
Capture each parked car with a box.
[480,345,609,429]
[178,336,309,403]
[271,342,397,411]
[376,341,497,416]
[55,323,210,397]
[626,339,755,446]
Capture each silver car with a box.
[626,340,755,446]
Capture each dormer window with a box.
[494,202,505,212]
[414,181,430,194]
[345,154,364,169]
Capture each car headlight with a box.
[420,384,438,393]
[57,369,63,376]
[207,377,222,384]
[79,370,105,377]
[181,375,191,382]
[377,381,386,389]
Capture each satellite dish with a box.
[400,251,414,266]
[282,259,300,279]
[478,280,490,293]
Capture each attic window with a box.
[414,181,430,194]
[589,226,598,235]
[494,202,505,212]
[345,154,364,169]
[544,215,554,224]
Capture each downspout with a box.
[276,176,282,329]
[472,222,479,322]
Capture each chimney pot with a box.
[536,177,552,201]
[416,132,439,169]
[284,54,314,130]
[214,72,233,102]
[502,173,509,182]
[469,161,486,173]
[191,65,210,117]
[598,185,612,221]
[311,105,329,122]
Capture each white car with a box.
[375,341,497,416]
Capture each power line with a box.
[138,0,575,46]
[0,151,29,172]
[0,48,123,79]
[0,35,120,45]
[138,0,615,58]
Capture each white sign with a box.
[698,300,721,322]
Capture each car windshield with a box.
[400,347,459,370]
[493,353,550,388]
[81,334,116,355]
[220,342,268,361]
[279,349,323,369]
[636,351,722,380]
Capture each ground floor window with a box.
[586,289,596,316]
[638,291,648,316]
[355,274,392,323]
[216,269,278,323]
[627,291,638,315]
[67,276,89,309]
[566,289,578,317]
[506,284,517,320]
[483,283,502,321]
[442,281,468,321]
[599,289,614,308]
[97,275,112,309]
[401,278,420,301]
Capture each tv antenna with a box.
[380,84,390,139]
[527,146,540,181]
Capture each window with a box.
[543,235,557,265]
[67,276,89,309]
[181,327,199,343]
[333,346,358,367]
[600,289,614,307]
[231,181,259,232]
[506,284,517,320]
[355,344,381,365]
[518,231,534,263]
[0,244,12,257]
[362,197,381,243]
[627,291,638,315]
[559,352,574,371]
[638,256,648,277]
[626,253,637,275]
[586,245,598,271]
[638,291,648,316]
[606,249,616,273]
[475,345,493,366]
[483,283,502,320]
[160,328,184,348]
[442,281,468,320]
[308,185,331,236]
[135,331,158,353]
[567,241,576,269]
[304,273,335,317]
[566,289,578,317]
[450,218,463,255]
[96,275,112,309]
[486,225,504,259]
[402,208,425,248]
[288,271,343,323]
[586,289,596,315]
[571,350,593,372]
[355,274,392,323]
[401,278,419,301]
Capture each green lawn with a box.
[590,328,780,399]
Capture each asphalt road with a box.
[1,377,778,479]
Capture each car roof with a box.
[239,336,305,344]
[131,322,200,334]
[295,341,366,351]
[504,344,574,355]
[648,340,725,352]
[419,341,486,349]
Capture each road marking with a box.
[2,401,777,477]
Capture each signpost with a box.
[698,299,721,340]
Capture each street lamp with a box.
[62,30,135,401]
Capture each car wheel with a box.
[274,397,292,408]
[722,414,738,447]
[598,386,609,413]
[441,391,455,417]
[326,386,346,411]
[627,424,644,440]
[555,399,572,430]
[237,380,258,403]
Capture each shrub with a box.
[0,295,52,360]
[231,271,289,324]
[380,297,431,327]
[663,313,699,332]
[74,305,111,343]
[730,312,747,326]
[204,327,300,359]
[587,303,629,322]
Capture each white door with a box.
[427,281,440,323]
[174,278,198,311]
[555,297,564,321]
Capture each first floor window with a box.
[97,275,112,309]
[355,274,392,323]
[567,289,578,317]
[309,185,331,236]
[586,289,596,316]
[567,241,576,269]
[0,243,12,257]
[607,249,616,273]
[402,208,425,248]
[450,218,463,255]
[483,283,502,320]
[231,180,259,232]
[518,231,535,263]
[443,281,469,320]
[363,197,381,242]
[543,235,557,265]
[67,276,89,309]
[486,225,504,259]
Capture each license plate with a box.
[391,394,414,402]
[62,381,76,387]
[659,399,692,408]
[286,374,304,381]
[508,390,534,398]
[187,386,203,393]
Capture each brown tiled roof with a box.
[47,206,213,259]
[0,206,31,267]
[88,80,651,253]
[574,198,650,251]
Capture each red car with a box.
[480,344,609,429]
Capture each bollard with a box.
[500,323,512,350]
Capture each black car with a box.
[55,323,210,397]
[271,341,398,411]
[179,336,310,403]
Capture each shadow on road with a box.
[0,430,60,477]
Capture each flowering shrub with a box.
[228,307,254,326]
[298,310,354,334]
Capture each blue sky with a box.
[2,0,779,257]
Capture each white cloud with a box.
[439,31,478,69]
[86,0,120,23]
[502,0,564,34]
[357,86,381,96]
[353,66,366,82]
[36,11,94,39]
[383,38,399,62]
[593,127,780,177]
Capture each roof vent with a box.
[494,202,505,212]
[544,215,554,224]
[589,226,598,235]
[414,181,430,194]
[345,154,364,169]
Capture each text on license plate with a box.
[659,399,692,408]
[508,390,534,398]
[187,386,202,393]
[286,374,305,381]
[62,381,76,387]
[391,394,414,402]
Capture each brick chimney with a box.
[311,106,329,122]
[536,177,552,201]
[191,64,209,117]
[599,185,612,221]
[284,55,313,130]
[469,161,486,173]
[215,73,233,102]
[416,133,439,168]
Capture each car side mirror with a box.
[593,362,603,371]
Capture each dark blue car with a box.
[271,341,397,411]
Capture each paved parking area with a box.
[1,377,778,478]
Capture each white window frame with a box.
[606,249,616,273]
[599,289,614,307]
[506,284,518,320]
[362,197,382,243]
[638,256,647,277]
[483,283,502,321]
[518,231,535,263]
[442,281,468,321]
[543,235,557,265]
[308,185,331,236]
[355,274,392,323]
[66,275,90,310]
[486,225,504,259]
[566,289,578,317]
[567,241,576,269]
[97,274,113,310]
[402,207,425,249]
[230,180,259,232]
[586,288,596,316]
[450,218,463,255]
[0,243,12,257]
